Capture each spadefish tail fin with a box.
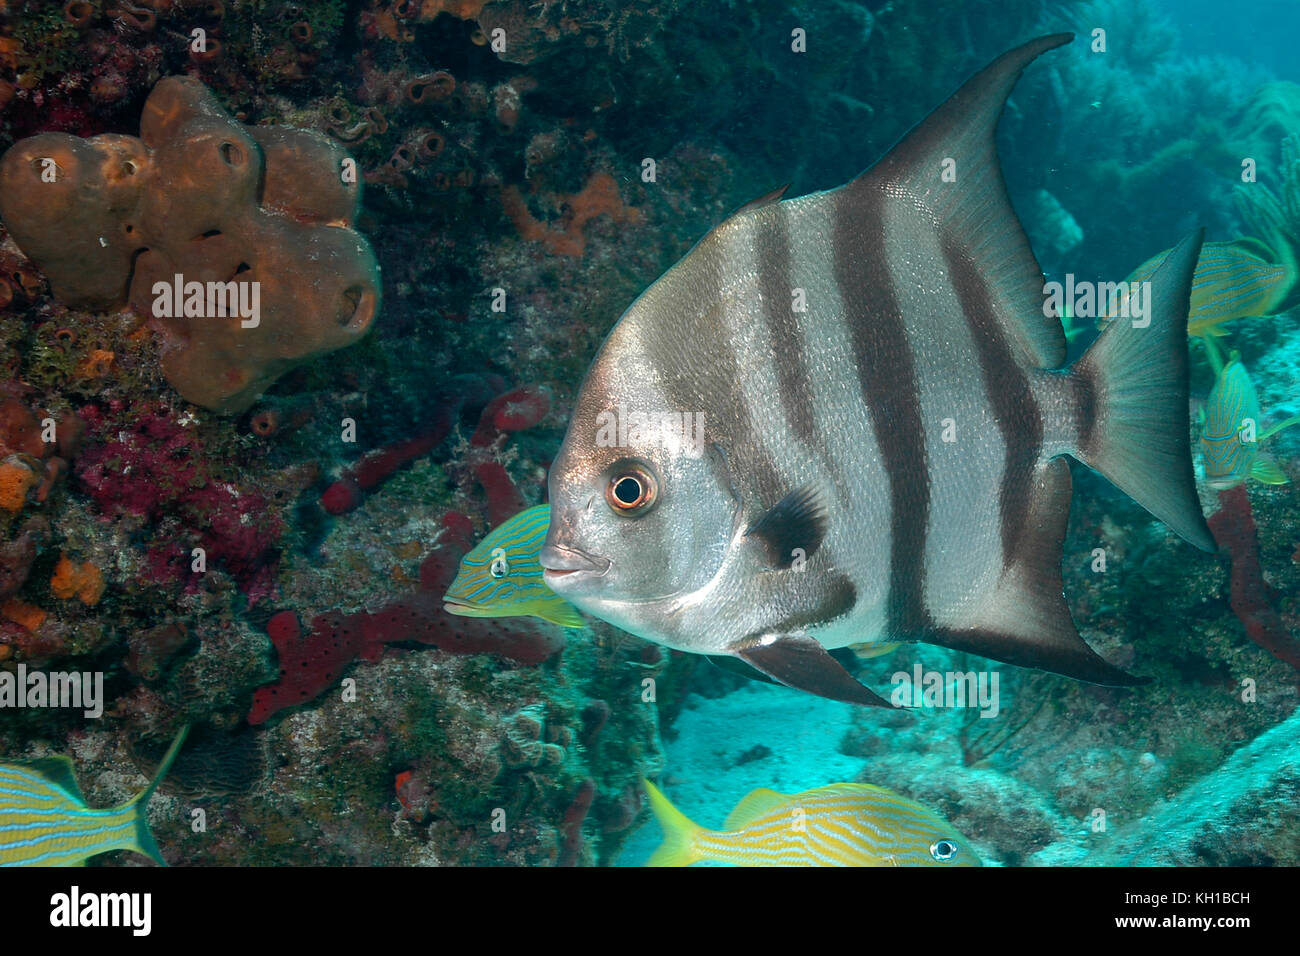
[1071,230,1216,552]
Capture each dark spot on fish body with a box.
[745,484,828,568]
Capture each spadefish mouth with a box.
[539,544,610,578]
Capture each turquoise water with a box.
[0,0,1296,868]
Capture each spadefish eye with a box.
[605,465,657,515]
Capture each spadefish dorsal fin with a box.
[724,788,790,830]
[929,459,1146,685]
[14,755,86,804]
[744,485,827,569]
[855,33,1073,370]
[731,183,791,219]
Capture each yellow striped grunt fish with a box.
[643,779,981,867]
[443,504,584,628]
[0,725,188,867]
[1200,356,1299,489]
[848,641,901,660]
[1107,237,1295,340]
[541,35,1215,704]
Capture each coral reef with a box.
[0,0,1296,872]
[501,172,640,258]
[247,513,566,725]
[75,399,288,601]
[1017,0,1271,281]
[0,76,380,413]
[1084,706,1300,865]
[1208,485,1300,674]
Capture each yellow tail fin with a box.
[643,778,705,867]
[125,724,190,866]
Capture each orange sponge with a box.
[50,555,106,606]
[0,460,38,513]
[1,598,47,632]
[0,77,381,414]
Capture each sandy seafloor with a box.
[617,684,1300,867]
[616,685,864,866]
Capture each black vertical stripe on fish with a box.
[941,233,1042,564]
[636,241,789,512]
[685,232,790,510]
[758,214,817,446]
[833,184,931,638]
[863,33,1072,372]
[928,459,1144,685]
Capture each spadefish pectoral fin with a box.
[709,637,859,688]
[1071,229,1217,552]
[734,633,895,706]
[744,484,828,569]
[930,460,1146,686]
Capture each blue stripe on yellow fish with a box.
[0,725,188,867]
[443,505,585,628]
[1200,356,1299,489]
[1114,237,1294,339]
[644,779,981,867]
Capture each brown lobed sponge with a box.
[0,76,381,414]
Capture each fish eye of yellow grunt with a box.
[930,839,959,862]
